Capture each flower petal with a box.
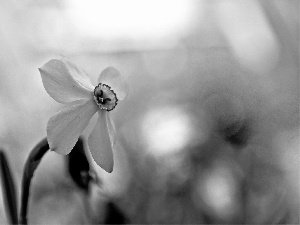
[107,113,116,147]
[47,100,98,155]
[61,58,95,90]
[39,59,94,103]
[98,67,128,100]
[88,111,114,173]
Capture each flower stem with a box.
[19,138,49,224]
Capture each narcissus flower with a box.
[39,59,127,172]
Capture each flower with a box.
[39,59,127,173]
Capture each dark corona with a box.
[93,83,118,111]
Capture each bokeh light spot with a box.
[66,0,192,40]
[141,106,194,156]
[193,163,241,220]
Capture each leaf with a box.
[67,137,98,192]
[0,150,18,224]
[104,201,129,224]
[222,119,252,148]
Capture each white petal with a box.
[98,67,128,101]
[61,58,95,90]
[47,100,98,155]
[107,113,116,147]
[39,59,94,103]
[88,111,114,173]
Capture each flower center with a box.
[93,83,118,111]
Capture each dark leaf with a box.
[67,137,95,192]
[0,150,18,224]
[104,201,129,224]
[222,119,251,148]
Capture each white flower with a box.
[39,59,127,173]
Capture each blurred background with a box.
[0,0,299,224]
